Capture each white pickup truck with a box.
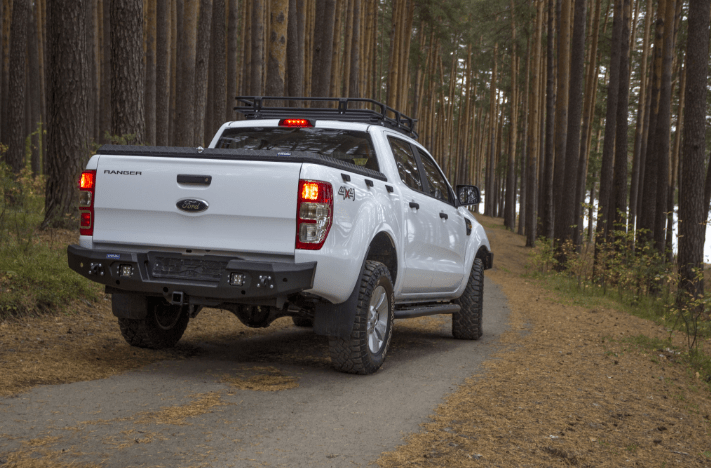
[68,97,493,374]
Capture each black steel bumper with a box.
[67,244,316,306]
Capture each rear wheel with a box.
[328,261,394,375]
[118,298,189,349]
[452,258,484,340]
[292,316,314,327]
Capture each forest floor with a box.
[377,214,711,467]
[0,217,710,467]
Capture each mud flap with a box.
[312,258,366,339]
[110,289,149,319]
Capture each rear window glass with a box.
[216,127,379,171]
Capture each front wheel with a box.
[118,298,189,349]
[329,261,394,375]
[452,258,484,340]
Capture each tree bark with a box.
[681,0,711,302]
[286,0,304,99]
[5,0,28,173]
[525,0,544,247]
[310,0,335,100]
[594,0,624,250]
[176,0,198,146]
[250,0,264,95]
[225,0,238,118]
[42,0,88,229]
[540,0,555,238]
[100,0,111,142]
[144,0,156,145]
[551,0,571,234]
[348,0,360,98]
[629,0,653,232]
[651,0,677,253]
[265,0,288,103]
[553,0,586,263]
[504,0,519,231]
[111,0,145,143]
[607,0,631,233]
[156,0,170,145]
[193,0,213,146]
[210,0,225,135]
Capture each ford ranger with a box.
[67,97,493,375]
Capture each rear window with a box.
[216,127,379,171]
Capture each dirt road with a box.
[0,277,511,467]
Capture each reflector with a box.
[80,211,92,228]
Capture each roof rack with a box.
[234,96,418,139]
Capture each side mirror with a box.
[456,185,480,206]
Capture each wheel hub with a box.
[366,286,388,354]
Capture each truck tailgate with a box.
[93,156,301,255]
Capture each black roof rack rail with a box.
[234,96,418,139]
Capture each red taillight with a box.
[279,118,313,128]
[79,171,95,190]
[78,170,96,236]
[296,180,333,250]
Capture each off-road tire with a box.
[452,258,484,340]
[118,299,189,349]
[328,261,394,375]
[292,316,314,327]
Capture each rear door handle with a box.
[409,202,420,210]
[439,212,448,220]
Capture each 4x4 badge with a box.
[338,186,355,201]
[176,198,209,213]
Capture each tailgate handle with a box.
[178,174,212,185]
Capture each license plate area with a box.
[148,253,231,282]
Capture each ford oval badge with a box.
[177,198,209,213]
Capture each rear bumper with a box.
[67,244,316,306]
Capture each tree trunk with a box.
[250,0,264,95]
[111,0,145,144]
[193,0,212,146]
[551,0,571,233]
[637,0,667,245]
[155,0,170,145]
[518,34,532,237]
[525,0,544,247]
[348,0,360,98]
[486,44,498,217]
[310,0,336,99]
[5,0,28,173]
[286,0,303,98]
[265,0,288,103]
[679,0,710,303]
[651,0,677,253]
[629,0,653,232]
[607,0,631,234]
[176,0,198,146]
[0,0,11,146]
[211,0,225,135]
[504,0,518,231]
[225,0,238,118]
[100,0,111,142]
[594,0,624,250]
[28,3,41,174]
[144,0,156,145]
[540,0,555,238]
[42,0,88,229]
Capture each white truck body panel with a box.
[75,119,491,306]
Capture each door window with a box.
[417,149,453,204]
[388,136,423,192]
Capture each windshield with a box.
[216,127,379,171]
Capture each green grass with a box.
[0,163,101,319]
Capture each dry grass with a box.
[218,365,299,391]
[378,215,711,467]
[0,436,101,468]
[135,391,229,426]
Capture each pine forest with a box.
[0,0,710,312]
